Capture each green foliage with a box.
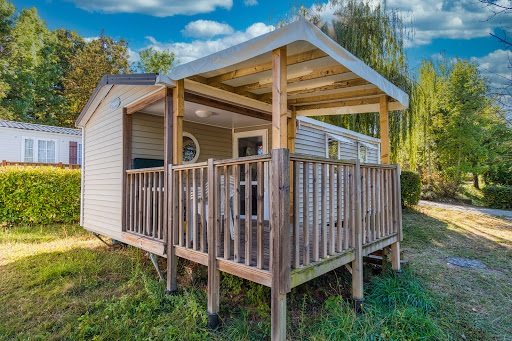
[308,271,446,340]
[137,47,179,74]
[485,162,512,186]
[0,166,81,224]
[276,0,412,163]
[0,1,132,127]
[482,185,512,209]
[401,171,421,206]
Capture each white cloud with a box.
[244,0,258,6]
[83,36,99,43]
[63,0,233,17]
[182,20,234,38]
[313,0,507,47]
[140,22,273,64]
[474,49,511,91]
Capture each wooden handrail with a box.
[1,160,81,169]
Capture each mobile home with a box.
[76,19,407,340]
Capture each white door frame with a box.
[232,129,269,219]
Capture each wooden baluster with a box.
[193,168,198,251]
[215,166,222,257]
[292,160,300,268]
[329,164,335,255]
[350,165,356,248]
[129,174,133,232]
[371,168,376,241]
[375,168,381,240]
[200,168,206,253]
[343,165,350,251]
[159,171,164,240]
[224,165,230,259]
[179,170,184,246]
[312,163,319,262]
[381,169,386,237]
[186,169,191,249]
[303,162,310,266]
[336,164,343,253]
[257,161,265,269]
[321,163,327,259]
[151,172,156,238]
[233,164,240,262]
[245,163,252,266]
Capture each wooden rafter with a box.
[295,97,381,111]
[288,88,385,105]
[184,92,272,121]
[236,65,350,92]
[206,48,328,84]
[187,75,264,102]
[260,78,371,101]
[125,89,166,114]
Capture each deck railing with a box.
[170,155,273,286]
[125,167,165,242]
[290,154,357,269]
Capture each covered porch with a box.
[119,19,407,340]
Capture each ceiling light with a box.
[195,110,213,118]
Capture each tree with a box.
[0,5,51,122]
[137,47,179,74]
[63,31,132,120]
[275,0,412,162]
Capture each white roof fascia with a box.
[169,19,409,108]
[76,84,113,128]
[326,132,355,145]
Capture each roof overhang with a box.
[169,19,409,115]
[75,73,174,127]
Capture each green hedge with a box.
[0,166,81,224]
[401,171,421,206]
[482,185,512,209]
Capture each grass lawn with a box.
[1,207,510,340]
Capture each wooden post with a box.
[272,47,288,150]
[270,149,291,341]
[173,79,184,165]
[164,88,177,293]
[122,109,132,232]
[352,159,364,310]
[288,108,296,153]
[391,164,402,272]
[379,95,390,165]
[1,160,6,167]
[207,158,220,328]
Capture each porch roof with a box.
[169,19,409,116]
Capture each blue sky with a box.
[10,0,512,93]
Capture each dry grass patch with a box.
[403,206,512,340]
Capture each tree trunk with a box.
[473,173,480,189]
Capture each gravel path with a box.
[418,200,512,218]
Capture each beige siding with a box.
[131,113,232,163]
[83,85,160,239]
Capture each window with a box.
[24,139,34,162]
[38,140,56,163]
[77,143,82,165]
[328,139,339,159]
[182,132,200,164]
[359,145,368,163]
[22,137,57,163]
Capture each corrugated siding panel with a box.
[130,113,233,162]
[83,85,160,236]
[294,122,380,226]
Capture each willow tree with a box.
[275,0,413,162]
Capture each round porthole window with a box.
[183,132,200,164]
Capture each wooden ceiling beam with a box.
[287,88,385,105]
[187,75,270,103]
[295,96,381,111]
[206,48,328,84]
[259,78,371,101]
[124,88,166,115]
[184,91,272,121]
[235,65,350,92]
